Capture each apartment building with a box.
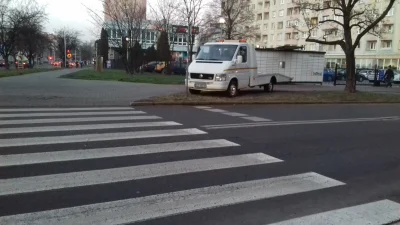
[250,0,400,69]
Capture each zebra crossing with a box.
[0,107,399,225]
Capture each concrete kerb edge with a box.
[130,101,400,106]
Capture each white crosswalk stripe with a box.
[0,107,398,225]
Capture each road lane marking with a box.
[203,116,400,129]
[203,108,228,113]
[0,172,344,224]
[0,121,181,134]
[194,106,212,109]
[0,107,133,112]
[222,112,249,117]
[0,115,162,125]
[267,199,400,225]
[0,153,282,196]
[0,139,240,167]
[0,128,207,147]
[241,116,272,122]
[0,111,145,118]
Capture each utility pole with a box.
[186,23,191,97]
[64,30,67,67]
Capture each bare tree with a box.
[17,23,49,68]
[295,0,397,92]
[0,0,47,69]
[148,0,181,60]
[54,28,80,67]
[180,0,206,63]
[207,0,257,40]
[85,0,148,74]
[79,41,94,61]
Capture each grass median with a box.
[0,67,63,78]
[132,90,400,105]
[61,69,185,85]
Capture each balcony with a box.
[285,39,299,46]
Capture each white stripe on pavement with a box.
[0,121,181,134]
[222,112,249,117]
[0,172,344,224]
[203,116,400,129]
[0,115,162,125]
[0,128,206,147]
[0,139,240,167]
[0,107,133,112]
[241,116,272,122]
[267,199,400,225]
[0,111,145,118]
[0,153,282,196]
[204,108,228,113]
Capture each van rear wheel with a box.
[264,83,274,92]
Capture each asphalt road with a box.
[1,105,400,225]
[0,68,183,107]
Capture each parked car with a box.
[154,62,166,73]
[143,61,158,72]
[171,62,187,75]
[15,61,29,69]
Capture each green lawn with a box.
[136,91,400,104]
[61,69,185,85]
[0,68,63,78]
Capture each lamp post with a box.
[218,17,225,40]
[126,37,130,66]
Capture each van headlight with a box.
[215,73,227,81]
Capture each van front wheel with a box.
[227,80,238,97]
[189,89,201,95]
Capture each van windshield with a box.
[196,45,238,61]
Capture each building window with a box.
[257,14,262,20]
[271,23,275,29]
[368,41,377,50]
[277,22,283,29]
[285,33,291,40]
[311,30,317,37]
[264,24,268,29]
[309,44,316,50]
[384,24,393,33]
[381,40,392,48]
[294,20,299,26]
[271,34,275,40]
[387,8,394,16]
[311,17,318,25]
[286,20,292,27]
[287,8,293,16]
[279,10,284,16]
[272,11,276,17]
[264,12,269,19]
[302,32,307,38]
[281,0,284,4]
[277,33,282,40]
[322,15,329,21]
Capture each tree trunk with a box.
[344,51,356,93]
[4,55,10,70]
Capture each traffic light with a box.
[67,49,70,53]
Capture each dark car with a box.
[171,62,187,75]
[336,69,369,82]
[143,61,158,72]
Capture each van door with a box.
[235,46,250,89]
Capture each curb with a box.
[130,101,400,106]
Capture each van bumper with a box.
[187,79,229,91]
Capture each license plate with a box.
[194,82,207,88]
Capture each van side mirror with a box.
[236,55,243,64]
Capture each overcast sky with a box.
[39,0,103,42]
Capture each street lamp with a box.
[218,17,225,40]
[126,37,130,63]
